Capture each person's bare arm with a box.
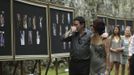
[104,38,110,73]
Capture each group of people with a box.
[62,16,134,75]
[109,25,131,75]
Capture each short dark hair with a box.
[93,19,105,35]
[73,16,85,27]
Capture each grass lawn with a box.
[41,64,129,75]
[110,64,129,75]
[41,67,68,75]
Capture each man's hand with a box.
[71,26,77,32]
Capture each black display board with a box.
[0,0,13,60]
[49,5,74,57]
[97,15,107,32]
[117,19,125,35]
[107,18,116,35]
[126,20,133,27]
[97,16,107,23]
[13,0,48,59]
[126,20,133,33]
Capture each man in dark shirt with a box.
[62,16,92,75]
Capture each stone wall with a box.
[27,0,134,26]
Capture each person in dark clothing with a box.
[62,16,92,75]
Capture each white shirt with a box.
[129,35,134,56]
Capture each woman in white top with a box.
[129,34,134,75]
[121,26,131,75]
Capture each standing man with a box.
[62,16,92,75]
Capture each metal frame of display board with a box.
[48,4,74,58]
[0,0,13,61]
[13,0,49,60]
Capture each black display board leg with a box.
[55,58,58,75]
[38,60,41,75]
[32,60,38,74]
[13,61,19,75]
[45,59,51,75]
[67,57,70,65]
[20,61,23,75]
[0,62,2,75]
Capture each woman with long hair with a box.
[109,25,124,75]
